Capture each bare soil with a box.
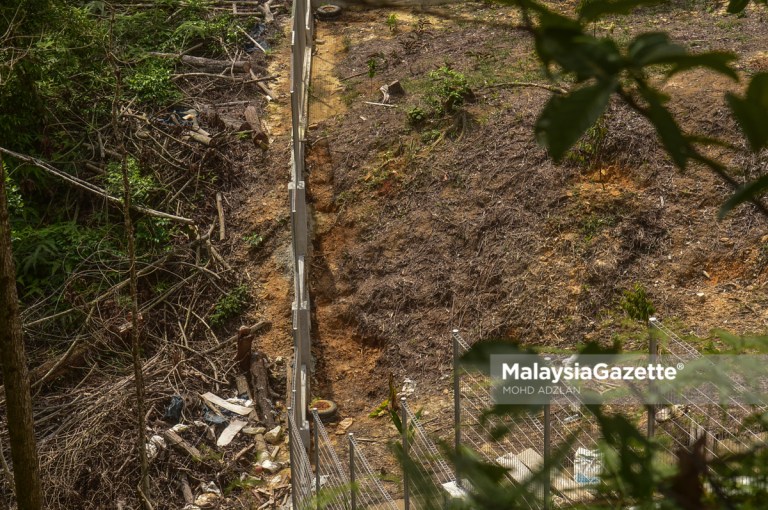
[301,0,768,475]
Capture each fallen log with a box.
[150,53,251,73]
[186,130,212,146]
[181,55,250,73]
[0,147,195,225]
[260,0,274,23]
[250,70,277,101]
[242,105,269,146]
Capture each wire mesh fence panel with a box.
[546,399,602,506]
[348,434,400,510]
[311,410,351,510]
[290,412,315,510]
[651,319,768,458]
[400,399,457,509]
[454,332,543,509]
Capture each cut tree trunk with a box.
[0,155,43,510]
[242,105,269,146]
[250,352,277,429]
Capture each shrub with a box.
[209,285,250,327]
[428,66,470,114]
[125,58,180,106]
[621,284,656,322]
[406,107,426,126]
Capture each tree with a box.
[0,154,42,510]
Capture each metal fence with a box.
[284,0,765,505]
[289,404,314,510]
[289,0,314,448]
[288,0,315,506]
[311,409,351,510]
[453,320,768,508]
[649,319,768,460]
[348,433,401,510]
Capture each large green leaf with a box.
[578,0,660,22]
[727,73,768,152]
[628,32,684,66]
[535,79,617,161]
[536,32,624,81]
[727,0,751,12]
[627,33,737,79]
[718,174,768,219]
[642,89,688,168]
[664,53,738,80]
[627,32,739,80]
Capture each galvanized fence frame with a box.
[310,409,351,510]
[289,0,314,506]
[289,0,314,446]
[453,320,768,508]
[289,405,315,510]
[649,318,768,458]
[347,433,400,510]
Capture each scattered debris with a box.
[316,4,342,20]
[573,448,601,485]
[264,425,282,444]
[656,404,688,423]
[387,80,405,96]
[217,419,248,447]
[336,417,354,435]
[201,392,255,416]
[400,378,416,398]
[145,435,167,462]
[194,492,219,509]
[163,395,184,424]
[243,23,268,53]
[163,429,202,462]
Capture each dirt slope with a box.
[304,1,768,447]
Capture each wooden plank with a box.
[552,475,579,493]
[496,453,533,484]
[217,419,248,447]
[236,374,252,400]
[518,448,544,472]
[201,392,254,416]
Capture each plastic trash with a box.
[244,23,269,53]
[203,409,227,425]
[573,447,601,485]
[163,395,184,424]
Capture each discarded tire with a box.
[311,399,338,421]
[316,4,342,20]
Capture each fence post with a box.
[312,409,320,507]
[543,403,551,510]
[288,408,298,510]
[401,397,410,510]
[452,329,461,488]
[647,317,658,438]
[348,433,356,510]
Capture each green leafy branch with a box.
[500,0,768,219]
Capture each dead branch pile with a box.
[0,0,293,507]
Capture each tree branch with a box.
[0,147,195,225]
